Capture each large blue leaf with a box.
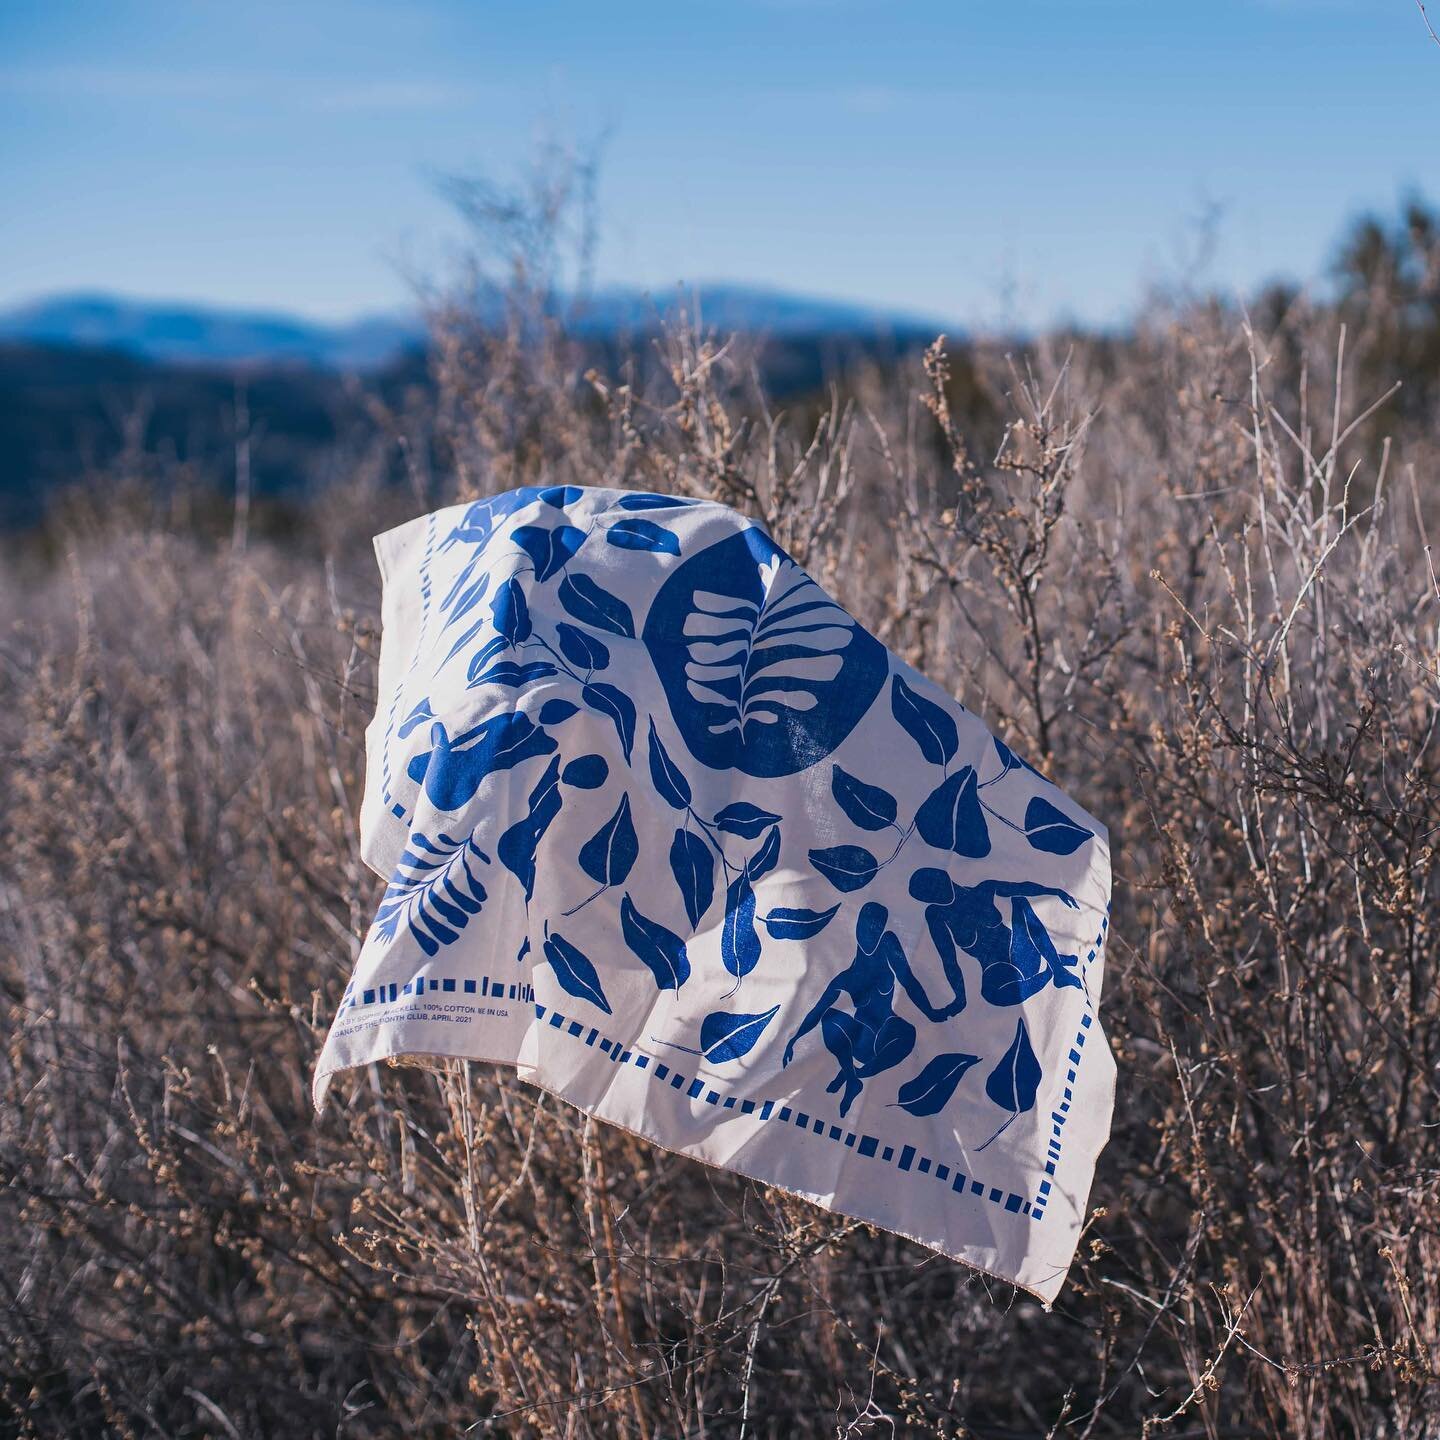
[607,517,681,555]
[698,1004,780,1062]
[620,893,691,991]
[581,682,636,763]
[538,485,584,509]
[556,621,610,672]
[894,1052,980,1117]
[713,802,781,838]
[490,576,532,646]
[512,523,586,582]
[542,929,612,1013]
[890,673,958,766]
[761,904,839,940]
[808,843,881,892]
[407,716,555,811]
[559,574,635,638]
[538,698,579,725]
[831,766,898,831]
[578,794,638,887]
[670,828,714,928]
[985,1018,1041,1115]
[647,720,692,809]
[616,492,694,511]
[915,766,991,859]
[496,758,564,901]
[1023,796,1093,855]
[746,824,781,883]
[721,872,762,978]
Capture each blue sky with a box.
[1,0,1435,329]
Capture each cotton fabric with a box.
[314,485,1114,1304]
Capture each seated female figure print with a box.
[908,868,1081,1007]
[782,901,960,1117]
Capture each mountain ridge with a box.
[0,286,948,370]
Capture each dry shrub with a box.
[3,247,1440,1437]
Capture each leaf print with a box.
[677,556,857,746]
[721,871,762,978]
[559,573,635,638]
[397,696,434,739]
[616,492,694,510]
[713,802,782,838]
[439,552,483,613]
[669,828,714,929]
[620,893,691,991]
[697,1004,780,1062]
[467,660,558,689]
[497,757,564,901]
[643,529,888,778]
[761,904,840,940]
[993,736,1020,779]
[894,1052,981,1117]
[407,716,556,811]
[914,766,991,859]
[490,576,532,646]
[978,1018,1042,1151]
[512,523,586,582]
[581,682,636,762]
[440,488,544,552]
[538,697,579,725]
[808,843,881,892]
[441,569,492,631]
[561,754,609,789]
[831,765,898,831]
[1023,795,1094,855]
[542,928,612,1014]
[647,720,692,809]
[578,794,639,888]
[607,517,681,554]
[444,621,504,672]
[462,634,508,682]
[538,484,584,509]
[556,621,610,672]
[891,673,958,766]
[373,830,489,956]
[746,823,781,883]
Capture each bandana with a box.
[315,485,1114,1304]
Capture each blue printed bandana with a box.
[315,485,1114,1304]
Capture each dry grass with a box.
[4,206,1440,1436]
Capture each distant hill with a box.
[0,286,945,370]
[0,295,425,370]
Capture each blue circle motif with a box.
[642,527,887,777]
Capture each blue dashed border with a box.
[531,997,1042,1219]
[1033,912,1108,1220]
[340,972,535,1013]
[341,911,1108,1223]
